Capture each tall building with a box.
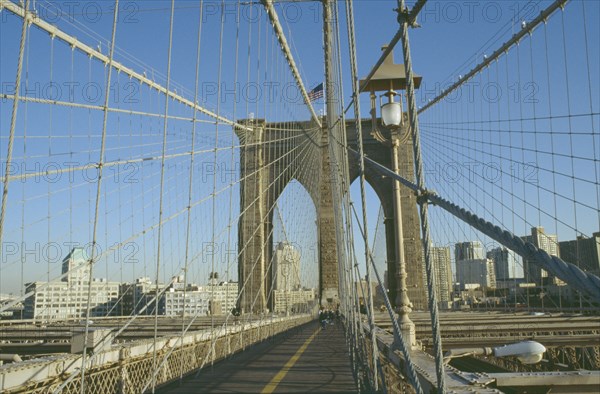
[272,243,313,313]
[559,232,600,276]
[431,245,453,303]
[273,242,301,291]
[487,247,522,281]
[62,247,91,284]
[456,258,496,289]
[522,227,560,285]
[455,241,485,261]
[24,248,120,320]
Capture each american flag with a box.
[307,83,324,102]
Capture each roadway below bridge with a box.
[3,311,598,359]
[0,315,265,357]
[374,310,600,349]
[158,321,357,393]
[0,315,250,336]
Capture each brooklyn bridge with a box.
[0,0,599,392]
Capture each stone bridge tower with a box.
[233,118,426,314]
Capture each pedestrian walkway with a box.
[159,321,357,393]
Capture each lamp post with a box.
[283,254,291,317]
[360,46,422,348]
[443,340,547,365]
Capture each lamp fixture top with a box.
[359,45,422,92]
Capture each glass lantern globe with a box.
[381,101,402,129]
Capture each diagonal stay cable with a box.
[350,202,424,394]
[342,142,600,304]
[0,0,251,132]
[261,0,322,127]
[418,0,568,114]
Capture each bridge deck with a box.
[159,321,357,393]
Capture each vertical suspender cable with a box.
[80,1,120,393]
[19,15,31,320]
[180,0,205,381]
[47,38,54,287]
[152,0,175,392]
[210,0,227,363]
[343,0,379,389]
[397,0,447,392]
[580,1,600,231]
[350,203,423,394]
[225,0,242,345]
[0,0,29,260]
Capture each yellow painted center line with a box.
[261,329,319,394]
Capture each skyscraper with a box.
[272,243,314,314]
[431,245,453,303]
[559,232,600,276]
[456,258,496,289]
[273,242,301,291]
[455,241,485,261]
[522,227,560,285]
[487,246,522,280]
[62,247,91,284]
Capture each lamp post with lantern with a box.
[359,46,422,348]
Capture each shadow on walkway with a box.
[158,320,357,393]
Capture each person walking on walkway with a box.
[319,308,328,329]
